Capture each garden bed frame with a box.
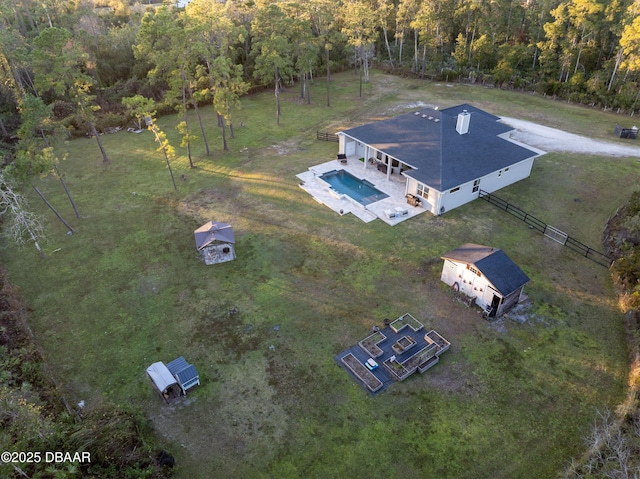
[358,330,386,358]
[341,353,383,392]
[391,335,417,355]
[383,329,451,381]
[390,313,424,333]
[337,314,451,393]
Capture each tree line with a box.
[2,0,640,139]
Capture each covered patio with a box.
[297,156,429,225]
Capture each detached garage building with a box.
[441,243,529,318]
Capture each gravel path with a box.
[500,117,640,158]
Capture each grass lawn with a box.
[0,70,636,479]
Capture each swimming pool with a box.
[320,169,388,205]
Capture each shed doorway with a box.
[488,294,500,317]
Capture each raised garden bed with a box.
[425,330,451,354]
[418,355,440,373]
[390,313,424,333]
[358,330,386,358]
[402,343,437,371]
[391,335,417,355]
[384,342,438,381]
[341,353,383,392]
[383,357,409,381]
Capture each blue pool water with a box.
[320,169,388,205]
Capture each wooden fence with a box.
[316,131,339,142]
[478,190,613,268]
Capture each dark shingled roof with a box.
[441,243,530,297]
[194,221,235,250]
[341,103,539,191]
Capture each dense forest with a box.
[1,0,640,152]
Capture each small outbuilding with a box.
[194,221,236,265]
[440,243,529,318]
[166,356,200,394]
[146,357,200,403]
[146,362,182,403]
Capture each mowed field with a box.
[1,71,638,478]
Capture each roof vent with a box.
[434,118,440,122]
[456,110,470,135]
[421,114,428,118]
[414,111,421,115]
[428,116,433,120]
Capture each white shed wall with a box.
[440,260,496,310]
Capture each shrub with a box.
[95,111,126,132]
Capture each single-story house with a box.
[440,243,530,317]
[337,103,544,215]
[194,221,236,265]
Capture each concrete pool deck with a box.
[297,158,429,225]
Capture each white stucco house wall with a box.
[440,243,530,317]
[337,104,545,216]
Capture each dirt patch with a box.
[268,140,299,156]
[383,101,438,115]
[179,187,242,221]
[501,302,534,325]
[183,301,264,362]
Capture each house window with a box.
[472,179,480,193]
[450,186,460,193]
[417,184,429,199]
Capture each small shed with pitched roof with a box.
[441,243,530,317]
[194,221,236,265]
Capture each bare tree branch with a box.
[0,171,46,257]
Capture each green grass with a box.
[0,70,635,479]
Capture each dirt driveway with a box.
[501,117,640,158]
